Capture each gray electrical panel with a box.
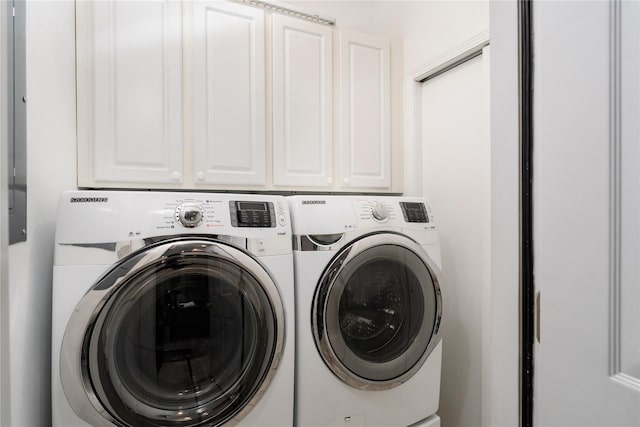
[7,0,26,244]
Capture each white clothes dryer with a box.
[52,191,294,427]
[289,195,444,427]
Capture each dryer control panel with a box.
[353,197,436,231]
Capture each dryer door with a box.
[312,232,443,390]
[60,238,285,427]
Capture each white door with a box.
[77,0,184,185]
[534,1,640,425]
[421,48,490,427]
[192,0,266,186]
[272,14,333,188]
[339,29,391,190]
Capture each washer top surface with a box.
[288,195,437,235]
[55,191,291,245]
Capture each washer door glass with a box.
[74,240,283,427]
[313,234,442,389]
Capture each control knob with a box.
[176,202,204,228]
[371,202,389,222]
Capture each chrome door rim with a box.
[60,237,286,427]
[312,232,443,390]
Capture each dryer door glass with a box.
[73,240,284,427]
[313,235,442,389]
[337,252,427,364]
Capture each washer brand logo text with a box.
[70,197,109,203]
[301,200,326,205]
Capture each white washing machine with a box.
[289,195,444,427]
[52,191,294,427]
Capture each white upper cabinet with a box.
[272,14,333,188]
[192,1,266,186]
[76,0,398,192]
[77,0,184,185]
[339,30,391,189]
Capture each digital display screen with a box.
[404,202,422,211]
[400,202,429,223]
[237,202,267,211]
[231,201,275,228]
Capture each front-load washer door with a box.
[312,232,443,390]
[60,238,285,427]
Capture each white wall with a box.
[371,1,490,72]
[7,2,77,425]
[420,51,490,427]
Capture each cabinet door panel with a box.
[88,0,183,184]
[192,1,266,186]
[339,30,390,189]
[272,15,333,188]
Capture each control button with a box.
[176,203,205,228]
[278,214,286,226]
[371,202,389,222]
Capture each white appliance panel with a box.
[52,191,294,427]
[289,195,443,426]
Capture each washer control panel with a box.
[57,192,291,246]
[175,202,205,228]
[229,201,277,228]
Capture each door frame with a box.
[518,1,534,425]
